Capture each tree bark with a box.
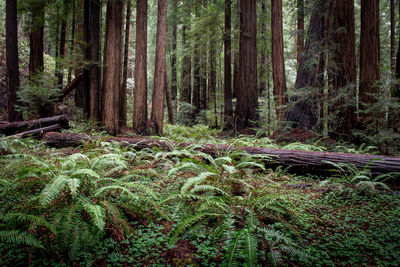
[235,0,258,130]
[133,0,148,135]
[329,0,356,136]
[285,0,332,130]
[83,0,91,118]
[0,115,69,135]
[396,0,400,98]
[60,72,83,101]
[101,0,124,135]
[224,0,233,129]
[208,40,217,127]
[297,0,304,72]
[271,0,287,122]
[120,1,131,127]
[29,1,45,77]
[165,71,175,124]
[56,1,67,90]
[359,0,380,106]
[151,0,168,135]
[43,131,400,176]
[391,0,396,75]
[171,0,178,102]
[6,0,23,121]
[89,0,101,121]
[180,25,192,104]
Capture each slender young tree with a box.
[224,0,233,128]
[83,0,91,117]
[396,0,400,98]
[181,25,192,104]
[359,0,380,107]
[170,0,178,102]
[101,0,124,135]
[391,0,396,75]
[151,0,168,134]
[133,0,148,134]
[120,0,131,127]
[56,0,67,90]
[271,0,287,121]
[6,0,23,121]
[235,0,258,130]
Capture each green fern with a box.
[0,230,44,248]
[40,175,69,205]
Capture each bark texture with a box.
[151,0,167,134]
[271,0,287,121]
[235,0,258,130]
[297,0,304,70]
[29,2,45,76]
[120,1,131,127]
[43,131,400,176]
[6,0,23,121]
[133,0,149,134]
[359,0,380,106]
[89,0,101,121]
[101,0,124,135]
[224,0,233,128]
[181,25,192,104]
[0,115,69,135]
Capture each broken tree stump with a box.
[0,115,69,136]
[42,132,400,176]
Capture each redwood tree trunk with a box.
[133,0,148,134]
[359,0,380,107]
[330,0,356,136]
[396,1,400,98]
[223,0,233,128]
[285,0,332,130]
[171,0,178,102]
[151,0,167,135]
[6,0,23,121]
[271,0,287,121]
[181,25,192,104]
[57,1,67,90]
[120,1,131,127]
[297,0,304,71]
[101,0,124,135]
[89,0,101,121]
[391,0,396,75]
[29,2,45,77]
[235,0,258,130]
[83,0,91,117]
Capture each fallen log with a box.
[11,124,63,138]
[0,115,69,136]
[43,132,400,176]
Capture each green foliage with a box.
[176,102,198,126]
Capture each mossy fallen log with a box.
[42,131,400,176]
[0,115,69,136]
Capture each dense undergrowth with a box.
[0,125,399,266]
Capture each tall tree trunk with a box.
[151,0,167,135]
[57,1,67,90]
[391,0,396,75]
[297,0,304,71]
[101,0,124,135]
[329,0,356,136]
[165,71,175,124]
[359,0,380,107]
[200,47,207,110]
[181,25,192,104]
[224,0,233,128]
[120,1,131,127]
[89,0,101,121]
[82,0,91,118]
[171,0,178,102]
[271,0,287,122]
[6,0,23,121]
[192,46,201,111]
[235,0,258,130]
[232,0,240,100]
[67,0,76,84]
[133,0,148,134]
[285,0,333,130]
[29,2,45,77]
[396,1,400,98]
[208,40,217,127]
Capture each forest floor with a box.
[0,123,399,266]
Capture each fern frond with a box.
[181,172,216,194]
[94,185,140,200]
[72,169,100,179]
[80,201,106,230]
[40,175,68,205]
[168,213,211,245]
[3,213,56,233]
[243,228,257,266]
[66,178,80,196]
[0,230,43,248]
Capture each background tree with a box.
[223,0,233,128]
[29,0,45,77]
[151,0,167,134]
[6,0,22,121]
[133,0,148,134]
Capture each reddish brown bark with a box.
[89,0,101,121]
[271,0,287,121]
[359,0,380,106]
[297,0,304,70]
[0,115,69,135]
[181,25,192,104]
[101,0,124,135]
[133,0,148,134]
[120,1,131,127]
[235,0,258,130]
[151,0,167,135]
[6,0,23,121]
[29,2,45,77]
[170,0,178,102]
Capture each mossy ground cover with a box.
[0,125,399,266]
